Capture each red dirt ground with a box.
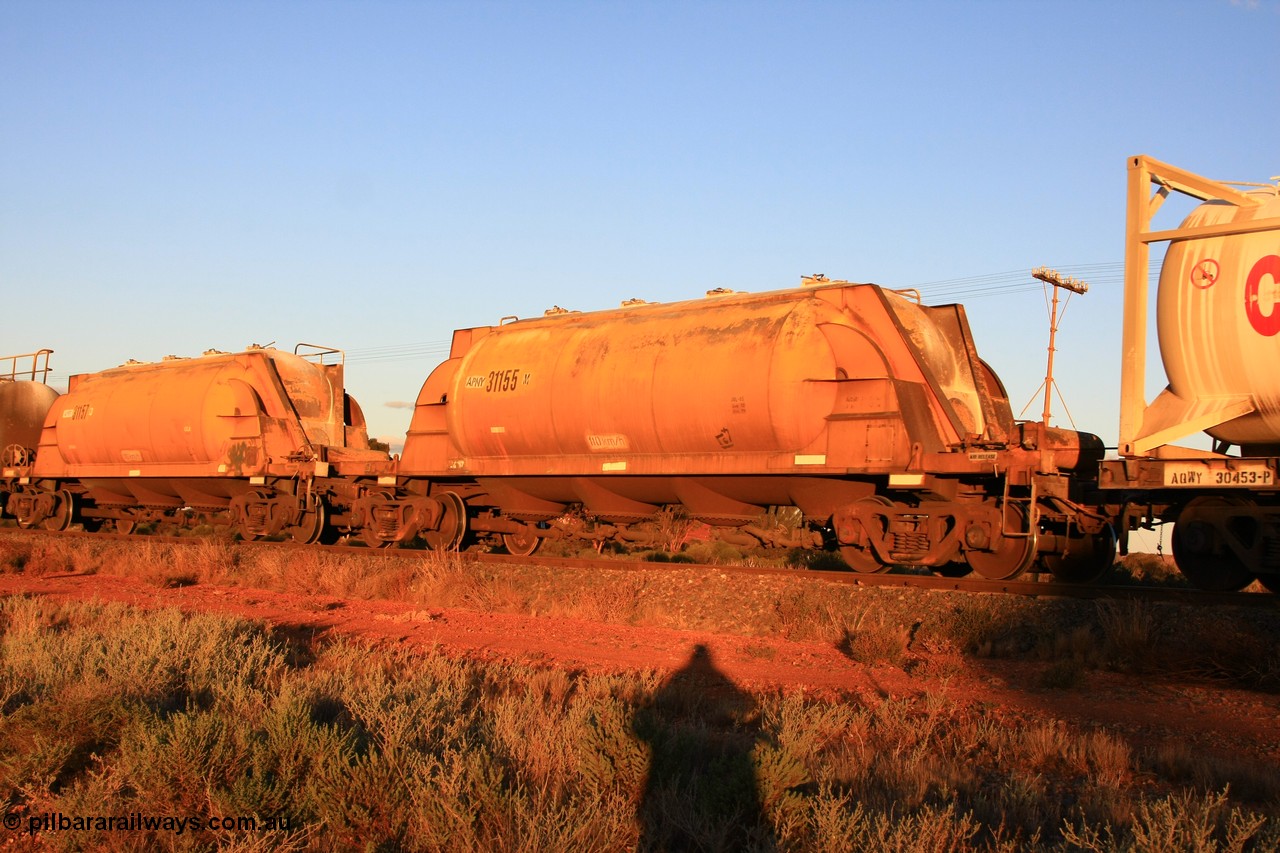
[1,570,1278,771]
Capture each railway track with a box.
[483,551,1279,608]
[4,527,1276,610]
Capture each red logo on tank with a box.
[1245,255,1280,336]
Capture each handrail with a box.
[0,349,53,383]
[295,343,345,366]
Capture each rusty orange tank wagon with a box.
[399,278,1109,579]
[4,345,406,544]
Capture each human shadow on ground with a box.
[632,644,777,852]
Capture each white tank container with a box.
[1157,189,1280,446]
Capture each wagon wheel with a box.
[286,502,329,545]
[422,491,468,552]
[966,502,1038,581]
[839,496,893,574]
[1171,496,1255,592]
[1041,524,1116,584]
[502,524,541,558]
[40,490,75,532]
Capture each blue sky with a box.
[3,0,1277,449]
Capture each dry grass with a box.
[834,607,912,667]
[2,532,1279,697]
[0,593,1276,851]
[0,535,103,578]
[2,531,1280,850]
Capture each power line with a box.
[344,342,451,364]
[316,259,1163,367]
[40,260,1156,386]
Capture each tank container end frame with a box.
[1118,155,1280,457]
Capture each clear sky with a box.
[3,0,1277,451]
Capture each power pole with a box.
[1027,266,1088,426]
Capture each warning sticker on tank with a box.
[587,434,630,451]
[794,454,827,466]
[1162,461,1274,487]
